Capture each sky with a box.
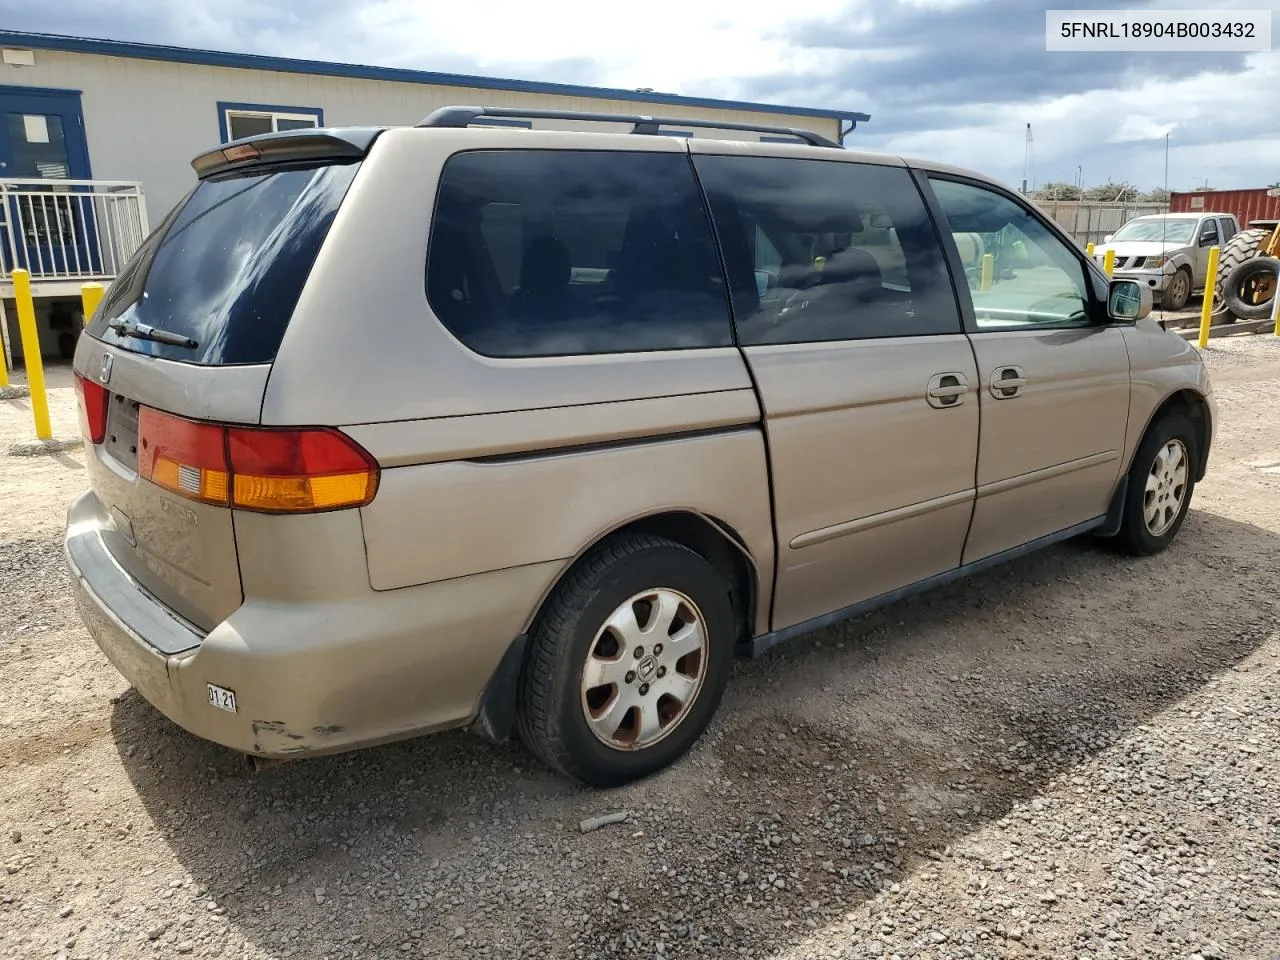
[2,0,1278,192]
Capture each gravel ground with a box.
[3,338,1280,960]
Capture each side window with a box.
[1199,218,1219,246]
[1220,217,1237,241]
[928,177,1092,330]
[693,155,961,345]
[426,150,733,358]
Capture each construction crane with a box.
[1022,123,1035,194]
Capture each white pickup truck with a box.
[1092,212,1241,311]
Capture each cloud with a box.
[1,0,1277,189]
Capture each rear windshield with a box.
[89,162,361,365]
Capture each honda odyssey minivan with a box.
[65,107,1215,787]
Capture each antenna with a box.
[1157,132,1171,326]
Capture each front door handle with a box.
[990,365,1027,399]
[926,372,969,408]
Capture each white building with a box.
[0,30,867,365]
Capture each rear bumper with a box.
[65,490,559,759]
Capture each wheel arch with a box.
[1130,387,1212,482]
[525,509,762,643]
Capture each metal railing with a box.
[0,178,148,283]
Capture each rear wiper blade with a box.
[108,321,198,349]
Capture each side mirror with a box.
[1108,278,1152,322]
[1199,233,1216,247]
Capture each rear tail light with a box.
[227,427,379,513]
[74,373,108,445]
[137,408,378,513]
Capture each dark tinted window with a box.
[90,162,360,365]
[692,156,961,345]
[426,150,733,357]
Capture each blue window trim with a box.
[473,118,533,129]
[0,82,84,98]
[0,30,867,128]
[658,130,692,138]
[217,101,324,143]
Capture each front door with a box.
[0,86,98,275]
[1193,217,1219,285]
[691,148,980,630]
[924,174,1132,565]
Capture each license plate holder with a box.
[102,392,141,472]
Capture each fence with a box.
[0,179,149,282]
[1034,200,1170,249]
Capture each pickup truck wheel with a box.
[1162,267,1191,311]
[516,534,734,787]
[1108,413,1197,557]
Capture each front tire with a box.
[1162,267,1192,311]
[1108,413,1197,557]
[516,534,734,787]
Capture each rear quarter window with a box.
[89,162,361,365]
[425,149,734,358]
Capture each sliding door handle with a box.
[990,365,1027,398]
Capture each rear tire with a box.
[1107,413,1197,557]
[516,534,734,788]
[1214,227,1269,321]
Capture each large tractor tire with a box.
[1214,228,1270,321]
[1221,255,1279,321]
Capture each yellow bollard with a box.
[1086,242,1095,257]
[1102,248,1116,277]
[980,253,994,290]
[12,269,52,440]
[1197,246,1221,349]
[81,282,105,326]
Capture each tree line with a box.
[1032,181,1172,203]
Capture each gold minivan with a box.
[65,107,1215,786]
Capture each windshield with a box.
[1110,218,1196,244]
[89,161,361,365]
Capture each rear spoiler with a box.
[191,127,383,179]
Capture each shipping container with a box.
[1169,188,1280,228]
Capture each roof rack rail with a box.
[416,105,845,149]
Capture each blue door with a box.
[0,86,98,276]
